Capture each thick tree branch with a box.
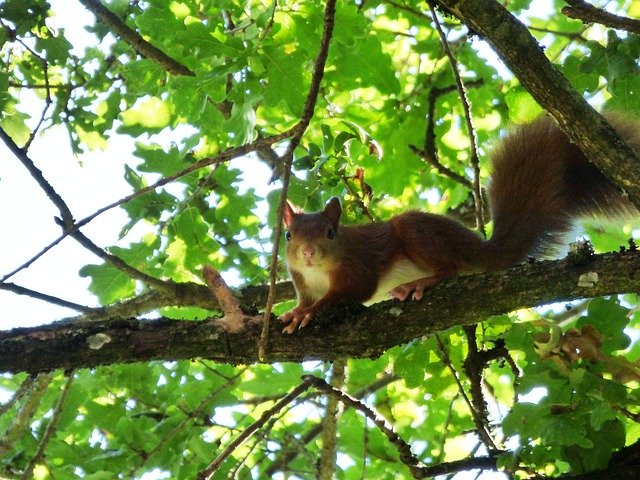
[434,0,640,208]
[562,0,640,36]
[1,250,639,374]
[57,280,296,325]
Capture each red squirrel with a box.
[280,113,639,333]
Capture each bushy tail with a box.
[483,112,639,270]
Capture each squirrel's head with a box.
[283,197,342,269]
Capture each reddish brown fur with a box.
[486,112,638,268]
[280,113,640,331]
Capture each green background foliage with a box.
[1,0,639,479]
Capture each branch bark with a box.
[77,0,194,76]
[2,250,640,374]
[434,0,640,208]
[562,0,640,35]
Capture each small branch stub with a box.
[202,265,262,334]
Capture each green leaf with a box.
[330,35,400,95]
[393,340,431,388]
[35,32,72,64]
[79,263,136,304]
[0,106,30,146]
[505,88,544,123]
[261,44,308,116]
[120,59,165,95]
[119,97,173,134]
[503,402,546,438]
[578,298,630,353]
[540,417,592,448]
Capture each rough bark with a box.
[2,250,639,374]
[434,0,640,208]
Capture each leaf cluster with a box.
[0,0,639,479]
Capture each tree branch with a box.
[1,250,639,374]
[0,373,53,457]
[319,360,346,480]
[1,130,294,284]
[76,0,194,76]
[306,375,427,477]
[434,0,640,208]
[21,372,74,480]
[260,0,337,358]
[197,377,316,479]
[427,1,485,233]
[436,333,497,451]
[562,0,640,36]
[0,126,175,294]
[0,282,92,313]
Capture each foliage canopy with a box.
[1,0,639,479]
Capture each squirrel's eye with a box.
[285,231,292,241]
[327,227,335,240]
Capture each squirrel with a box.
[280,113,639,333]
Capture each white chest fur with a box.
[296,265,332,301]
[365,257,431,305]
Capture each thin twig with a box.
[258,0,338,360]
[0,129,294,284]
[427,1,485,235]
[420,455,498,478]
[197,377,316,480]
[264,373,398,476]
[69,229,173,293]
[339,171,375,221]
[0,376,37,417]
[143,364,243,464]
[19,43,52,151]
[435,334,498,452]
[0,282,93,313]
[77,0,194,76]
[305,375,426,478]
[384,0,431,19]
[21,372,74,480]
[412,81,483,189]
[0,128,173,293]
[309,376,499,478]
[0,127,74,225]
[319,359,346,479]
[0,373,54,457]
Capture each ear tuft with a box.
[323,197,343,223]
[283,199,299,227]
[282,200,296,228]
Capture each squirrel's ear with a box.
[283,199,299,227]
[323,197,342,223]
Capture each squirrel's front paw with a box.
[279,307,314,334]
